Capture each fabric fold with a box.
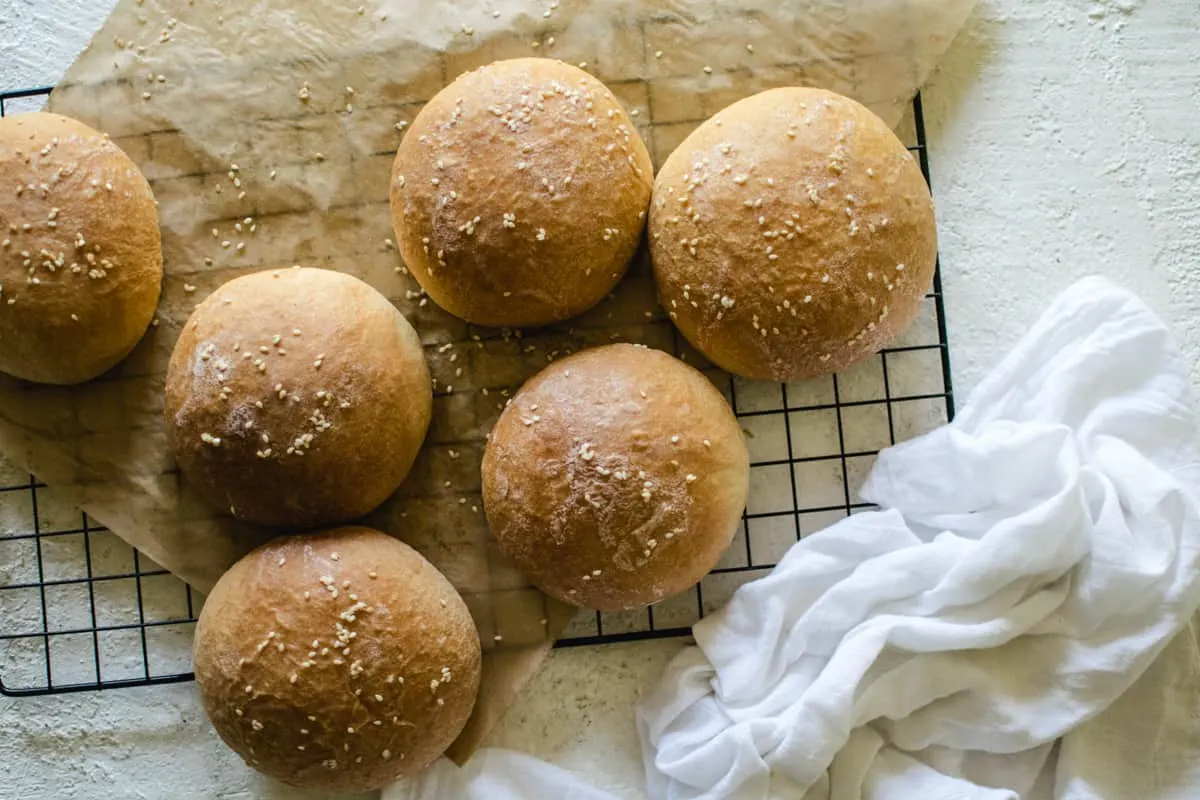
[638,277,1200,799]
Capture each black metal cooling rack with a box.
[0,85,954,696]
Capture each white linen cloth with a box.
[387,277,1200,799]
[389,747,622,799]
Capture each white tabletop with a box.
[2,0,1199,797]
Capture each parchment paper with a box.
[1,0,974,762]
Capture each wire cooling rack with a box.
[0,85,953,696]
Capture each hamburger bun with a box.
[0,112,162,384]
[390,58,653,328]
[649,87,938,381]
[482,344,749,611]
[193,526,482,792]
[165,267,431,527]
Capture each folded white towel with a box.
[387,277,1200,799]
[638,276,1200,799]
[387,747,620,799]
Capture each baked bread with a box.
[165,267,431,527]
[0,111,162,384]
[390,58,653,328]
[482,344,749,611]
[194,526,482,792]
[649,88,938,381]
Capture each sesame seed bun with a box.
[390,58,653,328]
[0,112,162,384]
[164,267,431,527]
[194,526,482,792]
[481,344,749,611]
[649,88,938,381]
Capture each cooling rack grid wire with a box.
[0,85,954,696]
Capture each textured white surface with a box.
[0,0,110,90]
[2,0,1200,797]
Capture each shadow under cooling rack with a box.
[0,86,954,697]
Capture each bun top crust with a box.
[482,344,749,611]
[650,88,937,381]
[165,267,431,527]
[193,526,482,792]
[0,111,162,384]
[391,58,653,328]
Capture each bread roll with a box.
[390,58,653,328]
[165,268,431,527]
[0,112,162,384]
[649,88,938,381]
[194,526,481,792]
[482,344,749,611]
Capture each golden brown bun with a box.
[649,88,938,381]
[390,58,653,328]
[0,112,162,384]
[194,526,482,792]
[164,268,431,527]
[482,344,749,611]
